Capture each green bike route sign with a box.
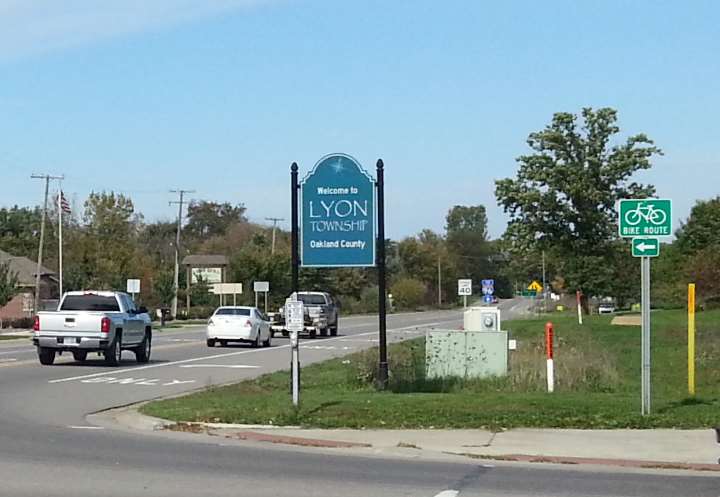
[618,199,672,238]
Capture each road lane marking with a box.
[433,491,459,497]
[80,376,197,387]
[48,319,459,384]
[179,364,259,369]
[68,425,105,430]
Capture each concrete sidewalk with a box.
[209,427,720,469]
[109,407,720,472]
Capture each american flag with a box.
[59,191,71,214]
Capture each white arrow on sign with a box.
[636,242,656,252]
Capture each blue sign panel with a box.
[301,154,376,267]
[481,279,495,295]
[483,294,494,304]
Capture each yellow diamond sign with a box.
[528,281,543,292]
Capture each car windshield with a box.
[215,308,251,316]
[297,294,326,305]
[60,295,120,312]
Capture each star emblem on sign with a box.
[331,158,344,173]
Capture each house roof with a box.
[0,249,56,287]
[182,254,229,267]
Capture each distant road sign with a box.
[210,283,243,295]
[528,281,543,292]
[481,279,495,295]
[253,281,270,292]
[458,279,472,296]
[285,299,304,333]
[619,199,672,238]
[126,279,140,294]
[632,238,660,257]
[521,290,537,297]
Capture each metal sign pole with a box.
[463,295,467,308]
[641,256,652,415]
[291,163,299,293]
[291,332,300,407]
[264,291,268,314]
[376,159,388,389]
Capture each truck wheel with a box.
[281,331,289,338]
[72,351,88,362]
[320,328,328,337]
[309,329,317,339]
[104,332,123,366]
[330,325,338,337]
[206,338,216,347]
[135,331,151,363]
[38,347,56,365]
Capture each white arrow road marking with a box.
[68,425,104,430]
[433,491,459,497]
[179,364,259,369]
[48,319,458,384]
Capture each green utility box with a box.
[426,330,508,379]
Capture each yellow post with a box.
[688,283,696,396]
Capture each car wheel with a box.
[320,328,328,337]
[262,330,272,348]
[72,350,87,362]
[38,347,56,365]
[330,325,338,337]
[220,340,228,347]
[207,338,216,347]
[104,332,123,366]
[309,329,317,339]
[135,331,151,363]
[281,330,289,338]
[252,332,260,348]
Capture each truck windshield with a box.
[60,295,120,312]
[297,294,326,305]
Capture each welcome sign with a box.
[301,154,376,267]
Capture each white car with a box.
[206,306,272,348]
[598,303,616,314]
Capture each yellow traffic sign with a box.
[528,281,543,292]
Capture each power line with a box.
[30,173,64,313]
[169,189,195,318]
[265,217,285,255]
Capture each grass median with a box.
[141,309,720,429]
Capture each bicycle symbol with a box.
[624,202,667,226]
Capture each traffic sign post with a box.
[481,279,495,295]
[126,279,140,301]
[620,198,673,415]
[285,298,304,407]
[254,281,270,312]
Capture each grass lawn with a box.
[0,335,27,341]
[141,309,720,430]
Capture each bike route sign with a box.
[301,153,376,267]
[618,199,672,238]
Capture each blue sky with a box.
[1,0,718,239]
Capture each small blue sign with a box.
[301,154,376,267]
[483,294,493,304]
[481,279,495,295]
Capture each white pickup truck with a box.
[33,291,152,366]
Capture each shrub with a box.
[391,278,426,310]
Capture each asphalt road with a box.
[0,300,717,497]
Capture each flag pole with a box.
[58,183,63,298]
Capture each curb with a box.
[226,431,371,449]
[449,452,720,473]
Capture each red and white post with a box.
[545,322,554,393]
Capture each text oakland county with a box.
[307,186,370,250]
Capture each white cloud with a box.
[0,0,273,61]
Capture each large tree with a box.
[0,261,19,308]
[495,108,661,296]
[675,196,720,254]
[445,205,491,285]
[184,201,247,241]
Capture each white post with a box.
[576,290,583,325]
[547,359,554,393]
[291,334,300,407]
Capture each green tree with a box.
[495,107,661,297]
[445,205,493,287]
[0,261,19,308]
[0,206,42,259]
[390,278,426,310]
[675,197,720,254]
[185,201,247,240]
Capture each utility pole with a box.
[169,190,194,319]
[265,217,285,255]
[31,174,63,313]
[437,254,442,308]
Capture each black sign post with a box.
[376,159,388,389]
[291,162,299,293]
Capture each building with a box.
[0,249,58,321]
